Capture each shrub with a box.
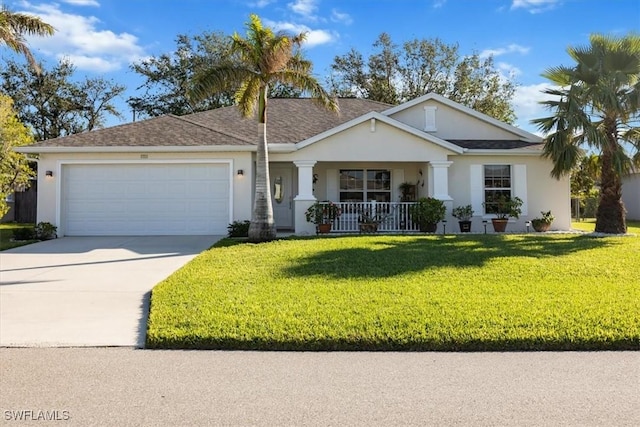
[34,222,57,240]
[305,201,341,225]
[12,227,35,241]
[227,220,250,237]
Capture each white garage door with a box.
[62,163,230,236]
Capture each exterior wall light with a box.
[45,170,54,178]
[237,169,244,176]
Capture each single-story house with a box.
[622,172,640,220]
[17,93,571,236]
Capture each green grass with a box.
[147,233,640,351]
[0,223,37,251]
[572,219,640,233]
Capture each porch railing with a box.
[325,201,420,233]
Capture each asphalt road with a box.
[1,349,638,426]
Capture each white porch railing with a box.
[326,201,420,233]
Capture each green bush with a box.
[227,220,250,237]
[34,222,57,240]
[12,227,35,241]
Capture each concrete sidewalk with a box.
[0,236,221,347]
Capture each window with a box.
[339,169,391,202]
[484,165,511,214]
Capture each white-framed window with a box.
[483,165,512,214]
[339,169,391,202]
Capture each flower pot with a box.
[491,218,509,232]
[317,223,332,234]
[359,222,378,233]
[532,221,551,232]
[458,220,472,233]
[420,222,438,233]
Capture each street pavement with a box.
[1,348,638,426]
[0,236,221,347]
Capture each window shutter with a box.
[393,169,404,200]
[470,164,483,214]
[513,164,528,216]
[326,169,338,200]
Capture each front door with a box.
[270,167,293,229]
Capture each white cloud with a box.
[480,43,530,58]
[512,82,559,134]
[497,62,522,77]
[61,0,99,6]
[330,9,352,25]
[288,0,318,19]
[17,2,146,72]
[265,19,335,48]
[511,0,562,14]
[433,0,447,8]
[59,54,119,72]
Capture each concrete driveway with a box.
[0,236,221,348]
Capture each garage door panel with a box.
[63,163,230,236]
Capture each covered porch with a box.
[286,160,454,235]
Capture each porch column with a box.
[429,161,453,201]
[293,160,317,235]
[430,161,453,231]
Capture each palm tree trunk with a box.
[595,131,626,234]
[248,87,276,242]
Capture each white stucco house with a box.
[622,173,640,220]
[17,93,571,236]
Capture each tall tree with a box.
[533,33,640,234]
[329,33,516,123]
[0,94,34,217]
[0,6,54,73]
[571,153,600,199]
[130,31,304,119]
[190,14,338,242]
[129,32,237,118]
[0,58,125,140]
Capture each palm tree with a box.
[533,34,640,234]
[190,14,338,242]
[0,6,54,74]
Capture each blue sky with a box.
[4,0,640,134]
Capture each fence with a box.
[327,201,420,233]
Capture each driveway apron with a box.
[0,236,220,347]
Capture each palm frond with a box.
[235,77,262,119]
[189,64,254,102]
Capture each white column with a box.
[430,161,453,230]
[294,160,317,235]
[429,161,453,201]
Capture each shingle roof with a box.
[27,98,393,148]
[24,98,541,151]
[26,114,252,147]
[448,140,544,150]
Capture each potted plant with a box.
[452,204,474,232]
[358,212,382,233]
[410,197,446,232]
[531,210,554,232]
[305,201,341,233]
[483,195,523,232]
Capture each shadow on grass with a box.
[283,234,613,279]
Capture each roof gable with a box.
[383,92,542,143]
[296,111,464,154]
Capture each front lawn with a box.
[572,219,640,233]
[0,223,37,251]
[146,234,640,351]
